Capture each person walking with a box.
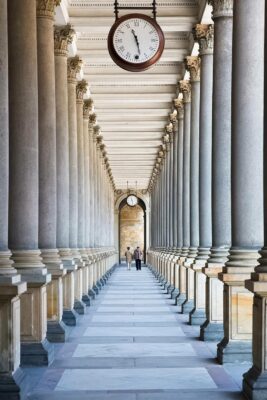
[134,246,143,270]
[125,247,132,270]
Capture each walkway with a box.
[24,265,247,400]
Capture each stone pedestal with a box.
[200,263,224,341]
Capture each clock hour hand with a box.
[131,29,141,55]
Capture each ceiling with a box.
[56,0,210,190]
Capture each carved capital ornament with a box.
[185,56,201,82]
[208,0,233,18]
[83,99,94,119]
[179,80,191,103]
[37,0,61,18]
[76,80,88,101]
[54,24,75,56]
[193,24,214,55]
[67,56,83,83]
[174,98,184,119]
[89,113,97,125]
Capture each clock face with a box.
[108,14,165,72]
[127,195,138,207]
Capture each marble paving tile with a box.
[73,342,195,358]
[83,326,185,337]
[91,314,177,323]
[55,368,217,391]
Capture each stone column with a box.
[67,56,85,315]
[176,81,191,308]
[36,0,66,343]
[83,100,93,300]
[190,25,214,326]
[174,99,184,254]
[171,111,178,248]
[0,1,26,395]
[167,124,174,249]
[76,80,88,262]
[201,0,233,342]
[54,25,77,327]
[218,0,264,364]
[243,5,267,396]
[182,57,201,315]
[172,100,184,300]
[8,0,52,365]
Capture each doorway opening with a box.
[119,197,146,264]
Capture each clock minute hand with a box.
[131,29,141,55]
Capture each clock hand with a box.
[131,29,141,55]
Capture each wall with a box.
[120,204,144,260]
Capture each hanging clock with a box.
[127,195,138,207]
[108,13,165,72]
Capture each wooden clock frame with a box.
[107,13,165,72]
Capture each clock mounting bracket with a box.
[114,0,157,21]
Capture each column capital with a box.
[169,110,177,124]
[76,79,88,102]
[93,125,101,142]
[83,99,93,119]
[185,56,201,82]
[208,0,233,19]
[179,80,191,103]
[67,56,83,83]
[54,24,75,57]
[173,98,184,119]
[193,24,214,56]
[89,112,97,125]
[37,0,60,19]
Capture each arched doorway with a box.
[119,197,147,264]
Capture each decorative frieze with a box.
[179,80,191,103]
[37,0,61,18]
[208,0,233,19]
[54,25,75,57]
[185,56,201,82]
[193,24,214,55]
[76,79,88,102]
[67,56,83,83]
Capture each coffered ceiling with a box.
[56,0,211,190]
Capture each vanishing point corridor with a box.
[23,265,246,400]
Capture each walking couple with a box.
[125,246,143,270]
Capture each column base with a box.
[189,308,206,326]
[243,366,267,400]
[62,309,77,326]
[171,289,179,299]
[200,321,224,341]
[74,299,86,315]
[0,373,20,400]
[82,294,91,306]
[176,293,186,306]
[88,288,96,299]
[47,320,66,343]
[93,285,99,294]
[20,338,54,366]
[217,337,252,364]
[181,299,194,314]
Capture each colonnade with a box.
[148,1,266,399]
[0,1,117,397]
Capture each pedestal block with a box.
[200,261,224,341]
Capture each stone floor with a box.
[21,265,249,400]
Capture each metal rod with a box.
[113,1,157,20]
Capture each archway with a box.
[118,197,147,264]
